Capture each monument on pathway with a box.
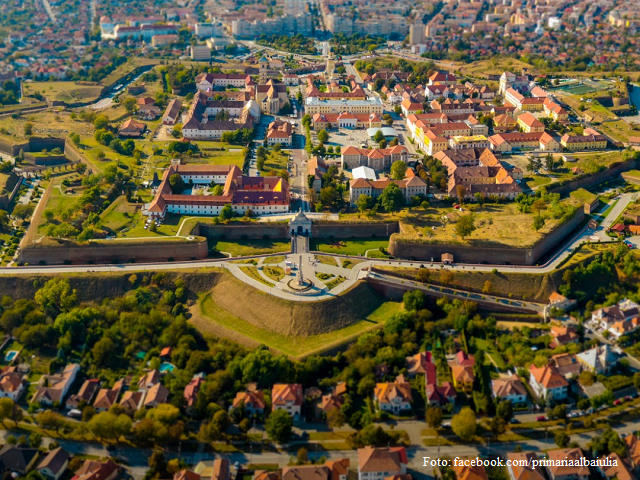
[297,255,305,286]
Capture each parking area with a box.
[313,127,374,149]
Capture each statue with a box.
[297,255,305,286]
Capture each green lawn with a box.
[261,151,289,173]
[212,239,291,256]
[473,338,508,370]
[198,295,402,357]
[240,266,275,287]
[23,81,103,103]
[525,175,552,189]
[311,238,389,256]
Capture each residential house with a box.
[592,300,639,329]
[174,470,200,480]
[429,72,458,86]
[545,449,590,480]
[0,445,40,475]
[231,390,266,416]
[609,317,640,340]
[453,464,488,480]
[528,364,568,401]
[119,391,145,413]
[349,171,427,205]
[551,353,582,378]
[425,382,456,407]
[491,374,527,404]
[326,459,350,480]
[341,145,408,172]
[212,460,230,480]
[272,384,303,419]
[254,472,281,480]
[319,393,344,415]
[71,459,121,480]
[282,466,331,480]
[37,447,69,480]
[31,364,80,406]
[406,351,436,384]
[93,388,120,413]
[549,325,580,349]
[400,99,423,117]
[451,351,476,367]
[624,435,640,469]
[117,118,146,137]
[66,379,100,410]
[599,453,636,480]
[184,376,204,412]
[492,114,517,133]
[143,382,170,408]
[549,292,577,312]
[506,453,545,480]
[0,368,25,401]
[577,345,617,374]
[357,447,407,480]
[450,365,475,392]
[374,375,413,413]
[137,370,161,392]
[560,131,607,151]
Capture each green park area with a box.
[310,238,389,257]
[210,239,291,257]
[570,188,598,205]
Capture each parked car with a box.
[536,415,548,421]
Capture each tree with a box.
[37,410,66,433]
[416,268,430,283]
[123,97,138,114]
[533,215,545,231]
[456,185,467,204]
[12,202,35,220]
[24,123,34,136]
[0,210,9,229]
[88,412,132,441]
[451,407,477,441]
[94,115,109,129]
[555,430,570,448]
[403,290,425,311]
[317,129,329,144]
[544,153,556,172]
[527,156,542,173]
[482,280,493,294]
[297,447,309,464]
[35,279,77,312]
[379,182,404,213]
[357,194,372,214]
[495,401,513,422]
[0,398,14,427]
[320,186,339,208]
[390,161,408,180]
[169,174,186,194]
[212,185,224,196]
[373,130,385,144]
[265,409,293,444]
[426,407,443,430]
[219,204,234,221]
[43,210,55,223]
[455,214,476,239]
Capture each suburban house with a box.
[143,382,170,408]
[66,378,100,410]
[231,390,266,416]
[577,345,617,374]
[491,374,527,404]
[37,447,69,480]
[624,435,640,468]
[31,364,80,406]
[507,453,545,480]
[0,368,25,401]
[137,370,160,392]
[453,464,488,480]
[0,445,40,475]
[282,465,331,480]
[425,382,457,406]
[174,470,200,480]
[119,391,145,413]
[549,292,578,312]
[528,364,568,401]
[93,388,120,413]
[326,459,350,480]
[551,353,582,378]
[374,375,413,413]
[591,300,639,329]
[319,392,344,415]
[492,114,517,133]
[184,376,205,412]
[357,447,407,480]
[406,351,436,383]
[549,325,580,349]
[451,365,475,392]
[71,459,121,480]
[599,453,636,480]
[212,459,231,480]
[271,384,303,418]
[545,449,590,480]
